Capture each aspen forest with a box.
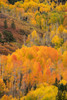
[0,0,67,100]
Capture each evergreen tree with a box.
[54,78,58,86]
[8,0,24,4]
[4,19,8,29]
[56,90,62,100]
[3,30,16,42]
[11,21,16,29]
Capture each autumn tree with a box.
[0,79,5,97]
[51,35,63,48]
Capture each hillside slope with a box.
[0,12,67,55]
[0,13,35,55]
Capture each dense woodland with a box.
[0,0,67,100]
[8,0,66,4]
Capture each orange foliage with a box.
[0,46,65,90]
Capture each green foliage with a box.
[3,30,16,42]
[0,1,67,99]
[54,79,67,100]
[4,20,8,29]
[0,33,4,43]
[28,54,34,60]
[8,0,22,4]
[19,29,26,35]
[54,78,59,87]
[11,21,16,29]
[50,12,64,25]
[56,89,67,100]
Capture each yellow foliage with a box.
[58,25,64,33]
[0,79,5,93]
[52,35,61,45]
[63,29,67,34]
[51,1,55,10]
[50,31,55,39]
[1,95,17,100]
[25,0,39,3]
[30,18,36,25]
[56,3,65,12]
[59,80,67,85]
[31,30,38,39]
[24,84,58,100]
[1,0,8,3]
